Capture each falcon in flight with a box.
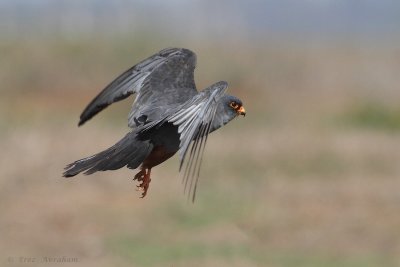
[63,48,246,201]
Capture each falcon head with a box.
[228,96,246,117]
[224,95,246,116]
[215,95,246,127]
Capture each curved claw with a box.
[133,168,152,198]
[133,169,146,182]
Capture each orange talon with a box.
[133,168,152,198]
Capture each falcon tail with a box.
[63,131,153,177]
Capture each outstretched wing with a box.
[140,81,228,201]
[78,48,197,126]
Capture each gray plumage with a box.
[64,48,245,201]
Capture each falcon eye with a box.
[229,101,239,109]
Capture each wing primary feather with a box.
[181,128,199,183]
[190,106,218,202]
[182,146,193,188]
[191,123,212,202]
[183,125,205,196]
[178,116,201,171]
[182,118,209,198]
[189,133,207,202]
[187,111,214,201]
[184,123,205,198]
[187,123,208,201]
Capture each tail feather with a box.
[63,131,153,177]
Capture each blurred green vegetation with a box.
[340,103,400,131]
[109,236,394,267]
[108,238,257,266]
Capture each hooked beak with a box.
[237,106,246,117]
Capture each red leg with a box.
[133,168,152,198]
[140,168,151,198]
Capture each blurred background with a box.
[1,0,400,266]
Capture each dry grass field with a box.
[1,38,400,266]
